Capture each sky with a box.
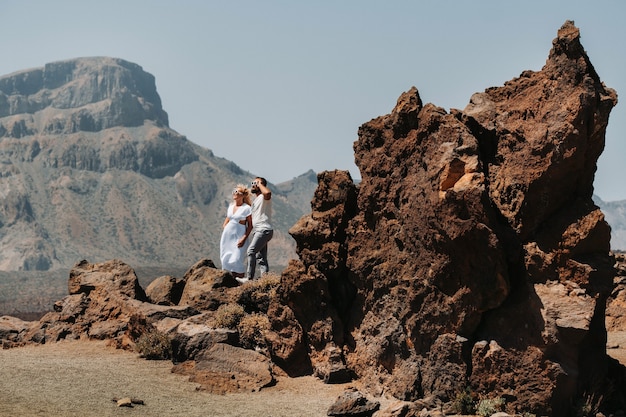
[1,1,625,201]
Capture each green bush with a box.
[135,328,172,360]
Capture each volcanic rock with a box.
[172,342,275,394]
[284,21,620,415]
[327,387,380,417]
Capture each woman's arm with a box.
[238,215,253,247]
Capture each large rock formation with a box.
[0,57,311,273]
[283,21,621,415]
[2,21,626,417]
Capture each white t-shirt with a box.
[251,194,272,231]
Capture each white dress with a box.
[220,203,252,274]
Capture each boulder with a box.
[0,315,33,346]
[327,388,380,417]
[19,260,197,346]
[178,259,238,310]
[145,275,185,305]
[68,259,147,300]
[172,343,275,394]
[169,315,239,362]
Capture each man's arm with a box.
[258,182,272,200]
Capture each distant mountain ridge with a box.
[594,195,626,251]
[0,57,316,271]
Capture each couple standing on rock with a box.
[219,177,273,284]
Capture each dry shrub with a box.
[135,328,172,360]
[476,396,505,416]
[255,272,281,290]
[237,272,281,314]
[210,303,245,329]
[238,313,271,350]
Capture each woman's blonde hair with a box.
[234,184,252,206]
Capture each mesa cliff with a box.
[2,21,625,417]
[0,57,312,272]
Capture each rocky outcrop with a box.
[2,21,625,417]
[283,21,621,415]
[0,258,291,394]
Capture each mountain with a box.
[594,195,626,251]
[0,57,316,272]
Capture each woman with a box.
[220,184,253,278]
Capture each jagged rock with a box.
[313,345,353,384]
[283,170,357,373]
[172,342,275,394]
[327,388,380,417]
[282,21,620,415]
[177,259,239,310]
[145,275,185,305]
[264,298,311,376]
[20,259,197,346]
[607,253,626,331]
[68,259,147,300]
[0,315,32,346]
[169,315,239,362]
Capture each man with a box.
[237,177,273,284]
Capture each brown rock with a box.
[0,315,33,346]
[283,170,357,374]
[327,388,380,417]
[68,259,147,301]
[280,21,619,416]
[265,298,311,376]
[145,275,185,305]
[19,260,197,346]
[172,342,275,394]
[177,259,238,310]
[169,315,238,362]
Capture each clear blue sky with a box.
[2,0,625,201]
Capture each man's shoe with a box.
[235,277,249,285]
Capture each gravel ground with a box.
[0,340,352,417]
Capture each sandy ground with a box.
[0,340,353,417]
[1,335,625,417]
[607,330,626,365]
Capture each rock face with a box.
[283,21,620,415]
[0,57,310,272]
